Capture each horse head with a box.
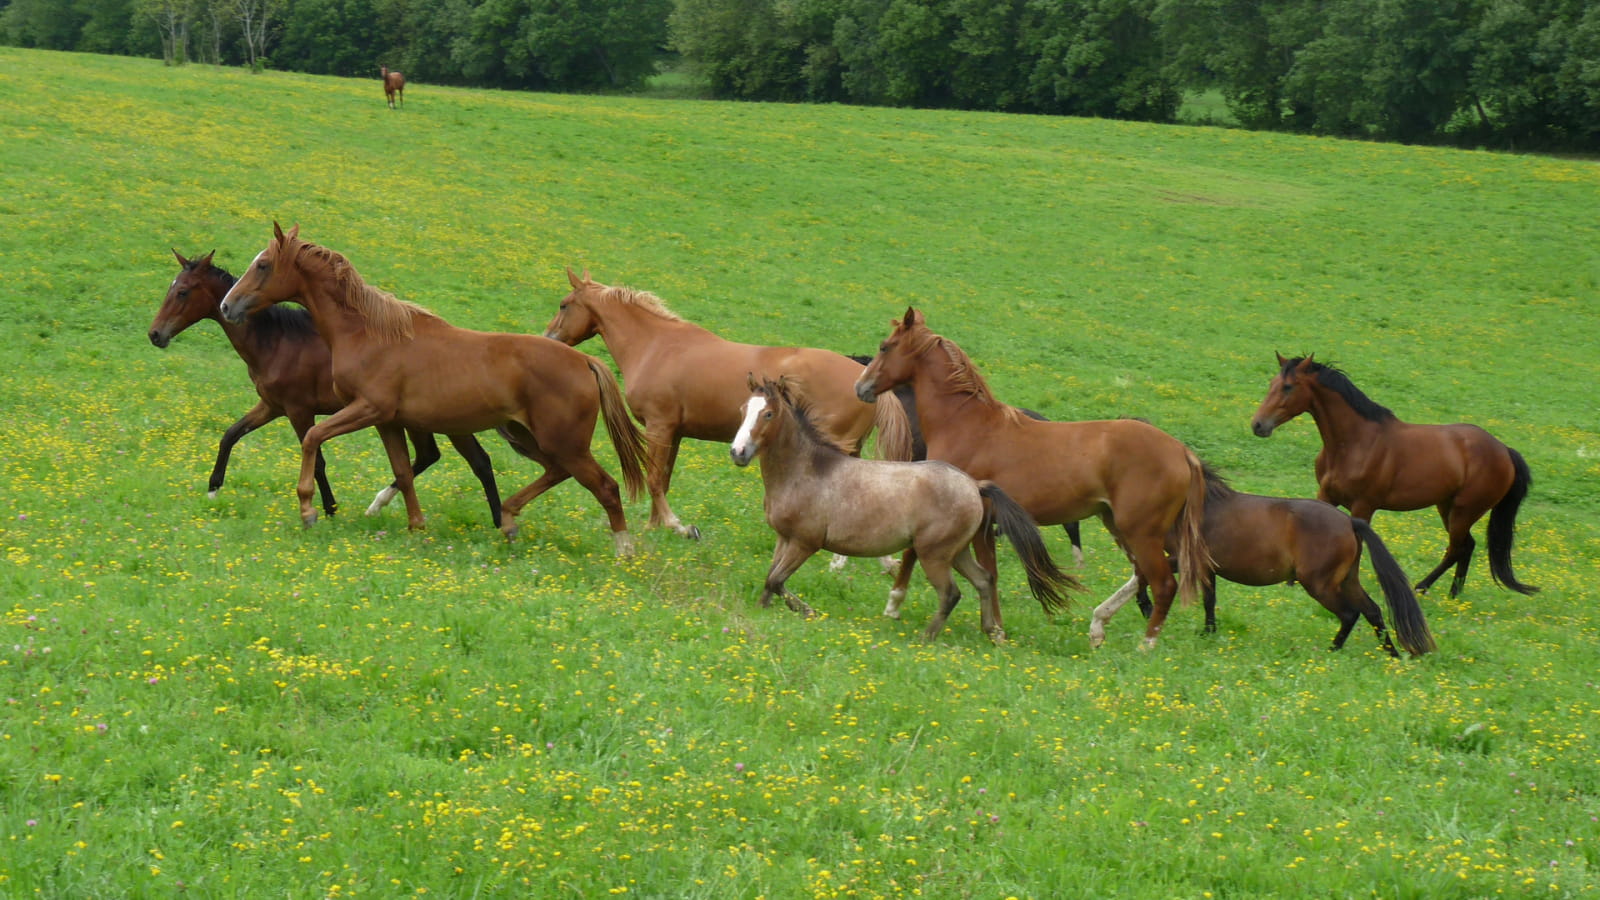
[150,249,226,347]
[1251,352,1317,437]
[220,222,302,324]
[854,307,927,403]
[544,267,601,345]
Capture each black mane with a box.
[1282,357,1396,423]
[200,261,319,345]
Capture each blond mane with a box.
[294,240,439,342]
[595,284,682,322]
[928,333,1029,426]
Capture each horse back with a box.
[1330,420,1516,511]
[1201,491,1354,586]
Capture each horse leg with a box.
[1089,572,1142,648]
[918,555,963,642]
[296,401,389,526]
[953,545,1003,645]
[559,450,634,557]
[446,433,502,529]
[370,424,422,529]
[1129,535,1181,649]
[286,408,337,518]
[209,400,280,498]
[498,467,570,543]
[1442,503,1483,598]
[644,424,697,539]
[761,538,819,618]
[1063,520,1085,567]
[1202,578,1218,635]
[884,548,918,619]
[368,429,441,516]
[1412,501,1475,596]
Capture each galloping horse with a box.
[218,223,646,554]
[544,269,912,539]
[1096,466,1435,656]
[381,66,404,108]
[149,249,501,524]
[855,308,1211,648]
[1251,354,1536,597]
[731,376,1077,642]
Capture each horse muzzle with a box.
[1251,418,1276,438]
[853,379,880,404]
[219,296,252,324]
[148,328,171,349]
[730,444,755,467]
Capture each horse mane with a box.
[928,334,1029,426]
[196,259,318,345]
[595,284,682,322]
[292,240,439,342]
[767,380,851,457]
[1284,357,1397,423]
[1199,460,1237,502]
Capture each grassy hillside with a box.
[1,48,1598,897]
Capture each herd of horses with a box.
[148,223,1539,656]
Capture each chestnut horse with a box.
[544,269,912,540]
[1097,466,1435,656]
[219,224,646,554]
[149,249,501,524]
[1251,354,1536,597]
[854,308,1211,648]
[381,66,404,108]
[731,376,1077,642]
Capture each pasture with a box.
[2,48,1598,897]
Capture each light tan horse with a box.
[854,308,1211,649]
[544,269,912,540]
[1251,353,1536,597]
[218,223,646,555]
[731,376,1077,642]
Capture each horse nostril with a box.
[149,330,167,348]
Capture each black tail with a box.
[1353,518,1435,656]
[1487,447,1538,595]
[979,482,1081,614]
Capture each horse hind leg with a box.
[1413,502,1478,598]
[884,548,918,619]
[644,427,699,539]
[952,546,1003,645]
[370,429,442,516]
[918,555,962,642]
[762,539,819,618]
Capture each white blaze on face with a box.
[731,394,768,460]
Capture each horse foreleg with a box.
[376,424,424,529]
[210,400,280,498]
[884,548,918,619]
[296,401,387,526]
[287,409,337,518]
[761,539,819,617]
[1089,572,1142,648]
[446,433,502,529]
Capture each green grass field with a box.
[2,48,1598,897]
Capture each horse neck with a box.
[199,273,271,366]
[1306,380,1386,451]
[291,270,370,353]
[757,412,830,494]
[904,349,1009,437]
[585,298,704,373]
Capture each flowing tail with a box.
[1173,450,1214,606]
[979,482,1082,614]
[1352,518,1435,655]
[1487,447,1538,595]
[870,389,916,462]
[587,357,647,502]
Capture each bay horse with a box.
[851,352,1086,566]
[1251,354,1537,597]
[149,249,502,525]
[218,223,647,554]
[854,308,1211,649]
[731,376,1078,642]
[544,269,912,540]
[381,66,404,108]
[1095,466,1435,656]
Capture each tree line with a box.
[3,0,1595,149]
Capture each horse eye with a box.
[177,289,189,299]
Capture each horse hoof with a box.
[1139,637,1158,652]
[207,490,219,500]
[682,524,702,541]
[367,486,398,515]
[828,554,848,573]
[986,628,1008,646]
[407,517,425,531]
[502,523,520,542]
[302,511,319,528]
[613,532,636,557]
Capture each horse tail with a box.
[1487,446,1538,595]
[1173,449,1214,606]
[978,482,1082,614]
[870,389,916,462]
[1352,518,1435,655]
[586,356,647,502]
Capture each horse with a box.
[1094,466,1435,656]
[150,249,502,525]
[730,376,1078,642]
[850,353,1087,566]
[381,66,404,108]
[854,308,1211,649]
[544,269,912,540]
[218,223,647,555]
[1251,354,1537,598]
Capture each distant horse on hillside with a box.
[381,66,404,108]
[218,223,646,554]
[1096,465,1435,657]
[1251,354,1536,598]
[854,308,1211,649]
[544,269,911,541]
[149,249,501,524]
[732,375,1078,642]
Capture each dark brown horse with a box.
[218,224,646,554]
[1101,467,1435,656]
[854,308,1211,648]
[381,66,404,108]
[731,376,1077,642]
[150,249,501,524]
[544,270,911,540]
[1251,354,1536,597]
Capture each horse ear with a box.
[901,307,917,328]
[566,266,583,289]
[199,249,216,269]
[1298,353,1316,371]
[1275,351,1287,366]
[273,221,285,242]
[286,223,300,242]
[747,372,760,392]
[172,248,189,267]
